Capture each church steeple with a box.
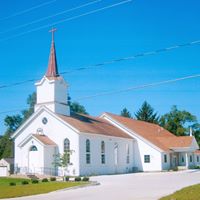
[35,29,70,116]
[45,28,59,77]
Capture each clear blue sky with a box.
[0,0,200,134]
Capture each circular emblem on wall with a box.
[42,117,48,125]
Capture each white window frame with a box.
[86,139,91,164]
[101,141,105,164]
[126,144,130,164]
[144,155,150,163]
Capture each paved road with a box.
[6,170,200,200]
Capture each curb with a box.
[51,181,100,193]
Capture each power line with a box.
[60,40,200,75]
[0,0,102,35]
[0,38,200,89]
[0,109,24,115]
[0,73,200,115]
[0,0,57,22]
[0,0,133,43]
[75,73,200,101]
[0,79,37,89]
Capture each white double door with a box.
[28,151,40,173]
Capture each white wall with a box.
[187,152,195,167]
[14,109,80,176]
[0,159,11,172]
[43,146,56,175]
[35,77,69,115]
[0,159,12,175]
[161,153,170,170]
[102,115,163,172]
[133,139,162,171]
[0,167,8,177]
[15,137,44,174]
[194,154,200,166]
[79,133,134,176]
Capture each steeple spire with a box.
[45,28,59,77]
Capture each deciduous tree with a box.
[160,105,198,136]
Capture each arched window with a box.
[30,145,38,151]
[126,144,130,164]
[86,139,91,164]
[86,139,90,153]
[64,138,70,164]
[114,143,118,166]
[101,141,105,164]
[64,138,70,152]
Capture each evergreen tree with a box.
[120,108,132,118]
[135,101,159,124]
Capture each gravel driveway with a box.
[5,170,200,200]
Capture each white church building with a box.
[12,32,200,176]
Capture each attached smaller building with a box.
[101,113,199,171]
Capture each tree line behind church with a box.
[0,93,200,159]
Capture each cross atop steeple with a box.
[45,28,59,78]
[49,27,57,42]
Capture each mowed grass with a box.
[160,184,200,200]
[0,177,86,199]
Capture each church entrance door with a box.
[28,145,40,174]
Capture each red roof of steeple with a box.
[45,28,59,78]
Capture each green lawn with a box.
[160,184,200,200]
[0,177,86,199]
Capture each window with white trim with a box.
[144,155,150,163]
[30,145,38,151]
[86,139,91,164]
[63,138,70,164]
[164,154,167,163]
[190,155,193,162]
[101,141,105,164]
[126,144,130,164]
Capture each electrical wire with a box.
[0,0,133,43]
[0,38,200,89]
[0,0,102,34]
[75,73,200,101]
[0,0,57,22]
[0,73,200,115]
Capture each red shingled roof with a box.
[57,113,132,139]
[195,150,200,154]
[33,134,56,146]
[104,112,193,151]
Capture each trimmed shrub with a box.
[172,167,178,171]
[31,179,39,184]
[191,166,200,169]
[64,176,69,181]
[50,177,56,181]
[41,178,49,182]
[9,182,16,186]
[74,177,81,182]
[21,180,29,185]
[82,177,89,182]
